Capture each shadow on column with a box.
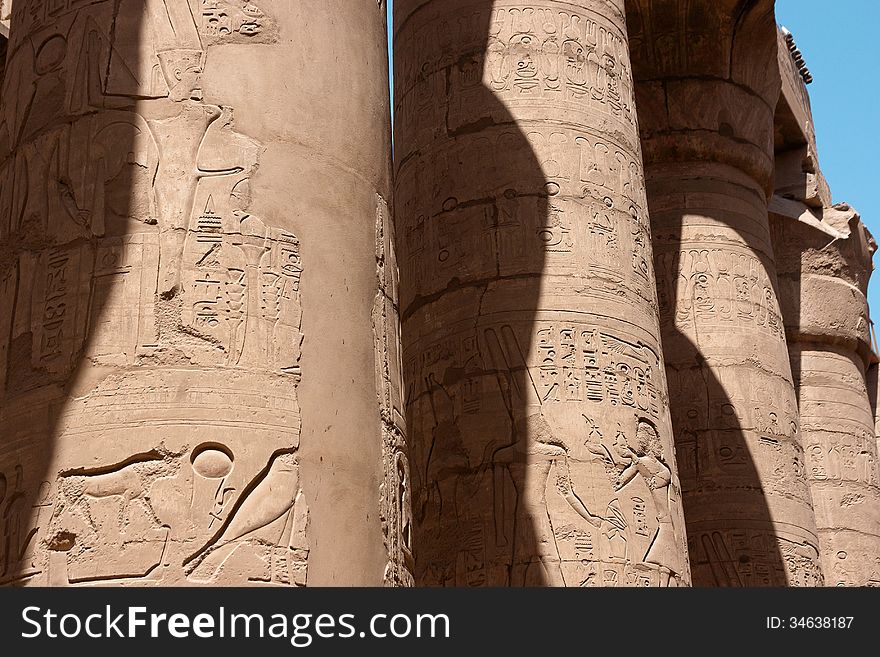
[395,1,550,585]
[398,0,683,587]
[0,0,159,585]
[655,211,791,586]
[627,0,795,585]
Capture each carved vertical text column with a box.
[773,203,880,586]
[0,0,401,586]
[627,0,823,585]
[395,0,690,586]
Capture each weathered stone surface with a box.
[772,201,880,586]
[0,0,404,586]
[773,202,874,354]
[628,0,823,586]
[394,0,690,587]
[794,346,880,586]
[770,29,880,587]
[773,28,830,209]
[869,364,880,488]
[0,0,875,590]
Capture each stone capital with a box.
[627,0,781,187]
[771,199,877,362]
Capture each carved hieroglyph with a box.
[0,0,307,587]
[375,197,415,587]
[773,202,880,586]
[0,0,400,586]
[395,0,690,586]
[628,0,823,585]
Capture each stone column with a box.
[627,0,823,585]
[870,364,880,471]
[0,0,405,586]
[395,0,690,586]
[773,202,880,586]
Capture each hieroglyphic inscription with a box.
[396,125,654,310]
[0,0,310,586]
[668,362,810,509]
[374,197,414,587]
[199,0,278,44]
[394,0,687,587]
[9,0,276,43]
[806,430,878,486]
[403,314,686,587]
[534,325,661,418]
[797,349,880,586]
[690,529,823,587]
[655,248,786,341]
[395,3,636,129]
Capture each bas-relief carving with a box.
[395,0,689,587]
[771,206,880,587]
[626,0,733,80]
[199,0,278,45]
[40,446,309,586]
[655,248,786,342]
[649,224,820,587]
[644,203,817,585]
[627,0,823,585]
[374,197,415,587]
[793,358,880,486]
[6,0,276,44]
[2,0,870,590]
[688,529,823,587]
[404,315,687,587]
[796,351,880,587]
[664,340,821,586]
[0,0,310,586]
[828,543,880,588]
[0,466,51,584]
[380,426,415,587]
[668,365,804,487]
[396,125,654,310]
[808,434,878,487]
[395,3,636,134]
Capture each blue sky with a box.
[776,0,880,317]
[386,0,879,316]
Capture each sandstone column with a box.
[773,202,880,586]
[870,365,880,474]
[627,0,823,585]
[395,0,690,586]
[0,0,408,586]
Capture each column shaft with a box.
[773,204,880,586]
[794,347,880,585]
[395,0,690,586]
[628,0,823,585]
[0,0,403,586]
